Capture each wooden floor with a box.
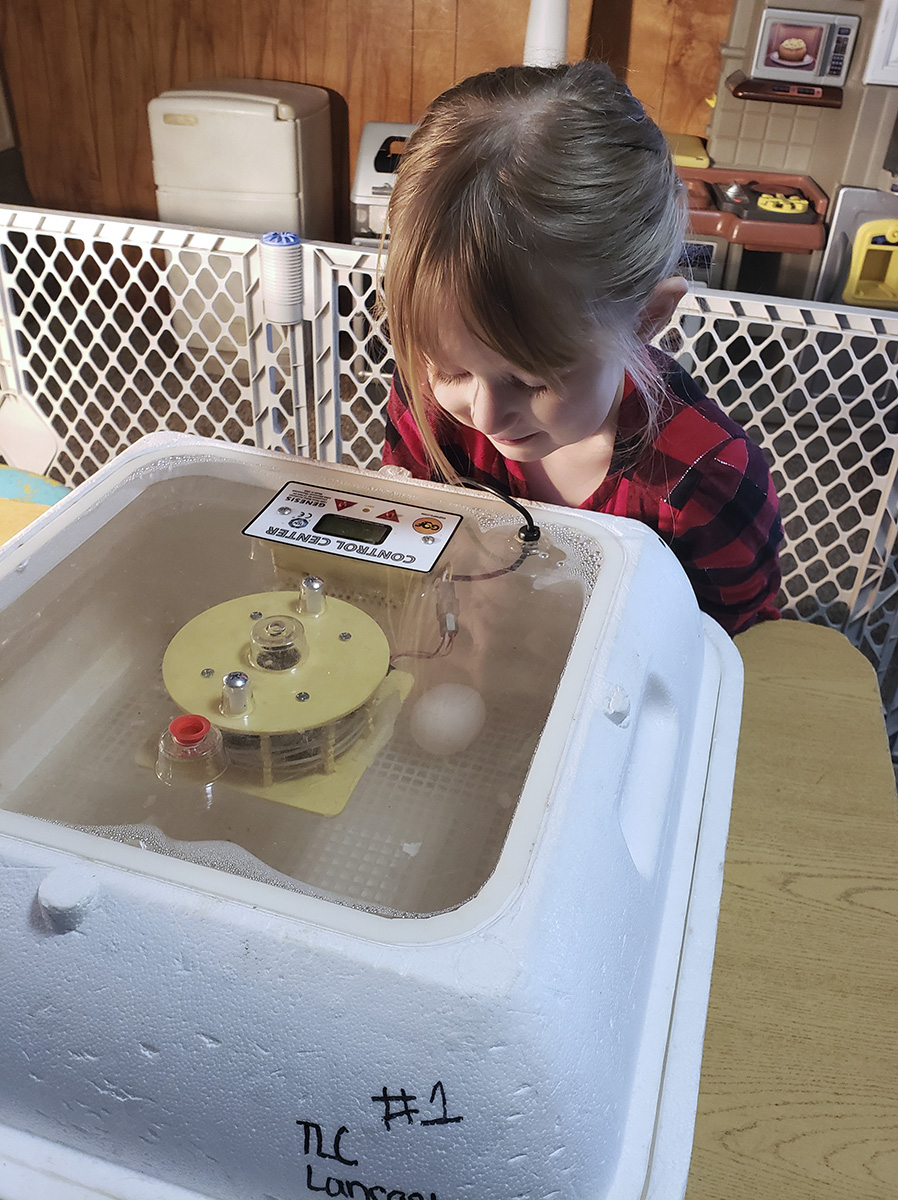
[686,620,898,1200]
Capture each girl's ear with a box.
[636,276,688,342]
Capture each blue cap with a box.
[262,231,302,246]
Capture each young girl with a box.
[380,60,782,636]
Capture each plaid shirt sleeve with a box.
[592,363,783,636]
[658,432,782,635]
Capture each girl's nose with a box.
[470,379,519,436]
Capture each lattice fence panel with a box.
[657,299,898,637]
[0,208,306,487]
[657,298,898,742]
[299,241,393,467]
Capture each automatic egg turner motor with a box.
[157,578,412,814]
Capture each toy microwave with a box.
[750,8,860,87]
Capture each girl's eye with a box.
[514,379,548,396]
[429,367,547,395]
[430,369,470,386]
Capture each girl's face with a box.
[424,310,626,461]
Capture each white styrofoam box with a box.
[0,434,742,1200]
[149,80,333,239]
[351,121,416,239]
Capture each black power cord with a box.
[452,477,541,582]
[389,477,542,661]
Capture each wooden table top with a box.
[686,619,898,1200]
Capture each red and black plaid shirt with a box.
[383,351,783,635]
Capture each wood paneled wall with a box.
[628,0,732,135]
[0,0,730,230]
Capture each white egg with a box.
[409,683,487,756]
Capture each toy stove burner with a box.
[158,576,411,814]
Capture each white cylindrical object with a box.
[301,575,328,616]
[523,0,569,66]
[259,231,304,324]
[37,866,100,933]
[220,671,253,716]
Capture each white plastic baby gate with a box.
[0,204,897,749]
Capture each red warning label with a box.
[377,509,400,522]
[334,497,356,511]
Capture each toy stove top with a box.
[680,166,828,253]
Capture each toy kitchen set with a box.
[349,119,832,294]
[678,158,830,292]
[694,0,898,302]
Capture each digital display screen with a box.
[314,512,391,544]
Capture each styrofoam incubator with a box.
[0,434,743,1200]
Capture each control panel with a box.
[243,479,462,573]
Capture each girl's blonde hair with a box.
[382,60,687,480]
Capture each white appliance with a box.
[149,79,333,239]
[350,121,416,243]
[0,435,742,1200]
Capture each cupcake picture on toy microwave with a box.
[751,8,859,86]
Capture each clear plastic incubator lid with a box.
[0,435,612,920]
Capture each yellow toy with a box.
[0,464,69,543]
[757,192,809,215]
[663,131,710,169]
[842,219,898,309]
